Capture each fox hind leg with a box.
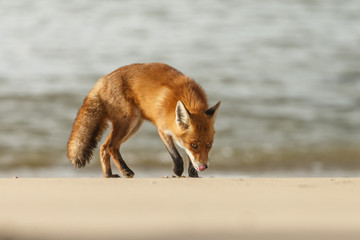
[100,136,120,178]
[111,148,134,178]
[106,113,143,178]
[105,126,134,178]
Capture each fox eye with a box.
[207,143,212,149]
[191,143,198,149]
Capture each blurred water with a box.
[1,0,360,177]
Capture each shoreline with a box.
[2,165,360,178]
[1,178,359,240]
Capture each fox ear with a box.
[205,101,221,120]
[175,101,190,129]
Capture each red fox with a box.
[67,63,221,178]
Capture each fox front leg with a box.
[158,130,184,177]
[187,155,199,178]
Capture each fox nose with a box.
[198,164,208,171]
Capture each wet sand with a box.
[0,178,359,240]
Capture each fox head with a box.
[174,100,221,172]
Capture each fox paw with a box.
[188,171,199,178]
[122,170,134,178]
[110,174,121,178]
[173,166,184,177]
[172,175,186,178]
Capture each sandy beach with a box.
[0,178,359,240]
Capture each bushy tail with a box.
[67,94,108,168]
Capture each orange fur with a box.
[67,63,220,178]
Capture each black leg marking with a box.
[188,156,199,178]
[158,130,184,177]
[115,151,134,178]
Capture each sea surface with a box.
[1,0,360,177]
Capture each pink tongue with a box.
[198,165,206,171]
